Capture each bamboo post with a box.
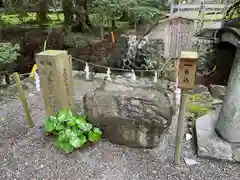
[174,90,188,164]
[13,72,34,128]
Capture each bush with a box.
[0,42,20,71]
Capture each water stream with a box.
[121,35,149,70]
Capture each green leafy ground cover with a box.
[44,109,102,153]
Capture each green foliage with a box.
[187,94,213,119]
[44,109,102,153]
[89,0,162,26]
[128,5,160,23]
[2,0,165,30]
[0,42,20,71]
[187,103,212,118]
[127,0,162,23]
[224,0,240,20]
[192,41,216,75]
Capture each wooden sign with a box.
[178,51,198,89]
[164,16,194,58]
[35,50,75,117]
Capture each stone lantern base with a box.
[195,107,240,162]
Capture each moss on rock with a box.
[187,93,213,119]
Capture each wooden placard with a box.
[35,50,75,117]
[178,51,198,90]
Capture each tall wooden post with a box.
[35,50,75,117]
[174,51,198,164]
[175,91,188,164]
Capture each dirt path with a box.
[0,77,240,180]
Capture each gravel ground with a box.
[0,79,240,180]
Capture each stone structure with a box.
[35,50,75,117]
[195,26,240,161]
[215,43,240,143]
[83,76,174,148]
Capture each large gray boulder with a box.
[83,76,174,148]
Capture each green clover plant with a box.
[44,109,102,153]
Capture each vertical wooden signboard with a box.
[35,50,75,117]
[178,51,197,89]
[175,51,198,164]
[164,16,194,59]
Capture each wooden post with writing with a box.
[35,50,75,117]
[174,51,198,164]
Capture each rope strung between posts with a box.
[72,56,173,82]
[7,54,172,91]
[71,56,172,72]
[19,55,171,78]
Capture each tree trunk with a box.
[119,10,129,22]
[111,19,117,30]
[174,0,179,4]
[5,73,10,85]
[158,0,167,10]
[100,26,104,39]
[73,0,91,32]
[23,0,29,7]
[7,0,12,10]
[36,0,49,24]
[62,0,74,25]
[215,43,240,143]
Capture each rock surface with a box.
[195,107,240,162]
[209,84,226,100]
[83,76,174,148]
[193,85,209,94]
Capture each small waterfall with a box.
[121,35,149,70]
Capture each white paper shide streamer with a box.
[85,62,90,81]
[153,71,158,83]
[35,72,41,92]
[106,68,112,81]
[131,69,136,81]
[1,75,6,85]
[175,88,181,106]
[175,77,181,106]
[175,60,181,106]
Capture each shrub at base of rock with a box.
[83,77,173,148]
